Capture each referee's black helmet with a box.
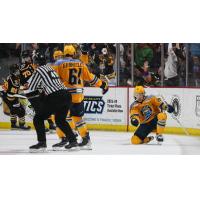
[32,49,46,66]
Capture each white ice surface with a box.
[0,130,200,154]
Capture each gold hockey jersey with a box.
[130,95,163,124]
[53,58,102,103]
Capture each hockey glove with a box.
[162,103,174,113]
[100,81,109,95]
[131,118,139,127]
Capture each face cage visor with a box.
[134,93,145,101]
[22,56,31,64]
[13,69,20,77]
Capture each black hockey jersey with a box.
[20,64,35,85]
[3,75,21,99]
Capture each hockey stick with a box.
[0,87,28,99]
[7,93,27,99]
[104,75,110,83]
[159,94,190,136]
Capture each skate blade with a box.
[79,146,92,150]
[52,147,65,151]
[65,146,80,151]
[11,128,31,131]
[10,128,20,130]
[29,148,47,153]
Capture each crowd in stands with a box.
[0,43,200,87]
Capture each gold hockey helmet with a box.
[64,44,76,56]
[53,50,63,60]
[134,86,145,94]
[134,86,145,101]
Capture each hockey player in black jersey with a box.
[2,64,31,130]
[20,50,35,87]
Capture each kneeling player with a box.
[129,86,174,144]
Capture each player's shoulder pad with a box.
[64,58,81,63]
[54,59,65,66]
[73,59,81,62]
[145,95,155,100]
[130,101,139,110]
[146,95,158,102]
[54,58,81,65]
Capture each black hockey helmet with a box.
[21,50,31,58]
[80,43,89,54]
[9,64,20,77]
[21,50,32,64]
[32,49,46,66]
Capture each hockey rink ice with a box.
[0,130,200,154]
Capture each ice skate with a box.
[65,141,80,151]
[52,137,68,151]
[29,142,47,153]
[11,124,20,130]
[79,134,92,150]
[19,124,31,130]
[156,134,164,144]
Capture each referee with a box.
[27,50,79,152]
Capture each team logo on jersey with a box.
[195,96,200,117]
[84,96,105,114]
[141,105,152,120]
[170,95,181,118]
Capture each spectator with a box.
[113,43,126,67]
[164,43,179,86]
[189,43,200,86]
[142,60,152,83]
[0,43,197,88]
[135,43,153,67]
[174,43,186,86]
[99,48,116,86]
[150,43,161,71]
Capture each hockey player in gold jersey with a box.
[129,86,174,144]
[53,50,63,61]
[52,44,108,150]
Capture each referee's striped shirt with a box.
[28,65,66,95]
